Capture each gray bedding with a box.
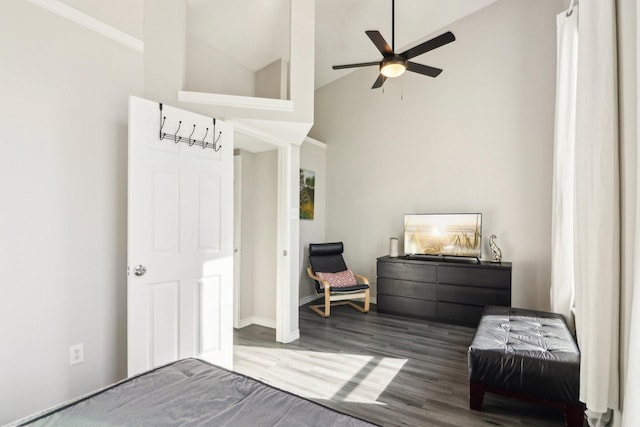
[14,358,377,427]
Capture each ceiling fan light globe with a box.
[380,59,407,78]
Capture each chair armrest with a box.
[353,274,369,285]
[307,267,330,289]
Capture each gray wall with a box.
[256,59,288,100]
[0,0,143,423]
[237,150,278,326]
[310,0,566,310]
[185,33,255,96]
[299,140,327,302]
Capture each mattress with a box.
[11,358,377,427]
[468,305,580,403]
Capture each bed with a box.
[9,358,377,427]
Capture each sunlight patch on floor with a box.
[233,345,407,404]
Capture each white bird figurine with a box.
[489,234,502,263]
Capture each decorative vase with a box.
[389,238,399,257]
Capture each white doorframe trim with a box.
[233,123,301,344]
[276,144,300,343]
[233,155,242,330]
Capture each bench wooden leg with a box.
[469,382,485,411]
[565,403,584,427]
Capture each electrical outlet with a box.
[69,343,84,365]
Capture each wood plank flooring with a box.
[233,303,568,427]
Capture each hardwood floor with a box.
[233,303,568,427]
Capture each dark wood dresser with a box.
[376,256,512,326]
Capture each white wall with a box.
[143,0,186,106]
[298,139,327,302]
[0,0,143,423]
[255,58,288,100]
[185,33,255,97]
[311,0,565,310]
[237,150,278,327]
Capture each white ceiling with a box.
[186,0,498,153]
[187,0,498,90]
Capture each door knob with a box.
[133,265,147,277]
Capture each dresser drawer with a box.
[377,294,436,320]
[438,265,511,289]
[377,260,437,282]
[437,302,485,326]
[378,278,436,300]
[438,284,511,306]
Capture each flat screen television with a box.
[404,213,482,259]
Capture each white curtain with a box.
[554,1,621,425]
[621,4,640,426]
[551,5,578,332]
[573,0,620,424]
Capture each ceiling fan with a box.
[332,0,456,89]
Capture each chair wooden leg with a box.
[324,289,331,317]
[308,290,331,318]
[309,304,326,317]
[309,289,370,318]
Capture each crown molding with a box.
[27,0,143,53]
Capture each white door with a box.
[127,96,233,376]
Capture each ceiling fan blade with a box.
[365,30,393,56]
[372,74,386,89]
[407,62,443,77]
[401,31,455,60]
[332,61,380,70]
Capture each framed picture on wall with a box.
[300,169,315,220]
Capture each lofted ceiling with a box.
[186,0,498,152]
[187,0,497,90]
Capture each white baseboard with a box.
[236,316,276,330]
[282,329,300,343]
[235,317,299,343]
[298,294,319,306]
[236,296,378,331]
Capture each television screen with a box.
[404,213,482,258]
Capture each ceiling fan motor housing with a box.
[380,55,407,78]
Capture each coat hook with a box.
[212,118,222,150]
[188,124,196,146]
[174,121,182,143]
[160,116,167,140]
[202,128,209,149]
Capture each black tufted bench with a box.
[468,306,584,427]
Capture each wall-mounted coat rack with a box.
[158,103,222,151]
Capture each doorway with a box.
[233,148,279,330]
